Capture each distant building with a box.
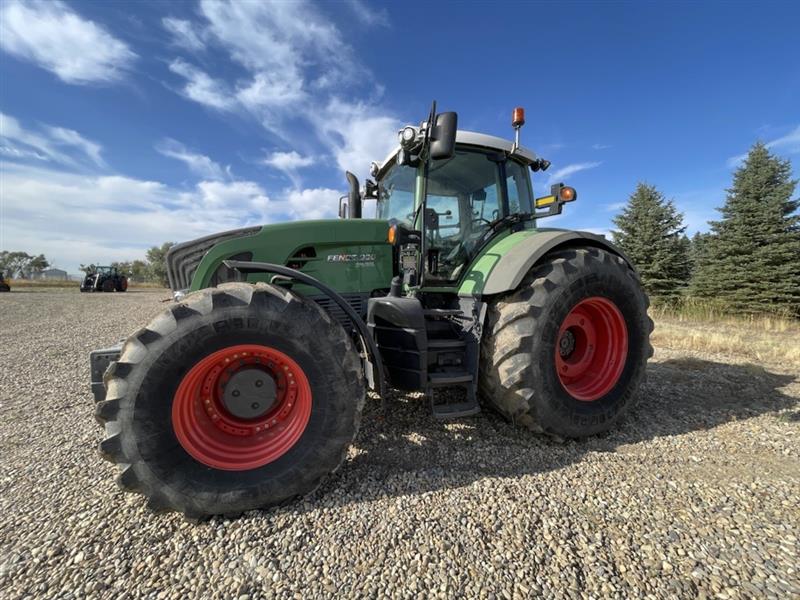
[34,268,69,280]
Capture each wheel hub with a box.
[558,329,576,358]
[172,344,313,471]
[221,367,276,419]
[555,296,629,402]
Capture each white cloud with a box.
[592,143,612,150]
[235,72,305,112]
[163,1,397,176]
[604,201,626,212]
[199,0,357,90]
[156,138,225,180]
[546,161,602,185]
[276,187,340,220]
[262,150,315,186]
[0,112,105,169]
[0,0,136,84]
[344,0,390,27]
[263,151,314,171]
[727,125,800,168]
[169,59,236,111]
[46,126,105,167]
[0,162,343,273]
[313,99,401,180]
[162,17,205,52]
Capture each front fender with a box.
[459,229,636,296]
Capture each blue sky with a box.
[1,0,798,273]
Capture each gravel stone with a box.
[0,289,798,599]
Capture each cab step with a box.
[427,369,480,419]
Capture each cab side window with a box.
[506,160,533,214]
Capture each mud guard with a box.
[476,230,637,296]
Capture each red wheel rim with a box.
[555,296,628,402]
[172,344,312,470]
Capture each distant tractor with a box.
[90,104,652,519]
[80,266,128,293]
[0,273,9,292]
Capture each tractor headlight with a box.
[173,289,188,302]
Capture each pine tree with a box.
[612,183,691,297]
[691,143,800,316]
[689,231,713,276]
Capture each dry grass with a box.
[651,301,800,367]
[7,278,166,289]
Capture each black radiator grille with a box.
[311,293,368,331]
[166,226,261,291]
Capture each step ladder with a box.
[425,314,481,419]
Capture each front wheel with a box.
[480,247,653,438]
[96,282,365,519]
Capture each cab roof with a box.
[376,130,538,176]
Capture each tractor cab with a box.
[357,105,576,290]
[375,132,539,284]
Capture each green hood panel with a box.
[189,219,394,294]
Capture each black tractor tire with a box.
[96,282,365,519]
[115,277,128,292]
[479,246,653,438]
[101,279,115,293]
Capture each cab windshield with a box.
[376,163,416,225]
[376,148,533,284]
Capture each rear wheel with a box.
[479,247,653,438]
[96,282,365,518]
[115,277,128,292]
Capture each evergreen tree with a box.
[612,183,691,297]
[689,231,713,276]
[691,143,800,316]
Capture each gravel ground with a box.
[1,289,798,599]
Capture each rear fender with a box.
[460,230,636,296]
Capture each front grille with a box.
[311,293,368,332]
[166,226,261,291]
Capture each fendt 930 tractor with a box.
[90,105,652,519]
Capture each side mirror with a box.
[429,112,457,160]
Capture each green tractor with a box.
[91,104,652,519]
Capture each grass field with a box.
[651,301,800,367]
[6,278,166,289]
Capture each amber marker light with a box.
[387,225,397,245]
[559,186,577,202]
[512,107,525,128]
